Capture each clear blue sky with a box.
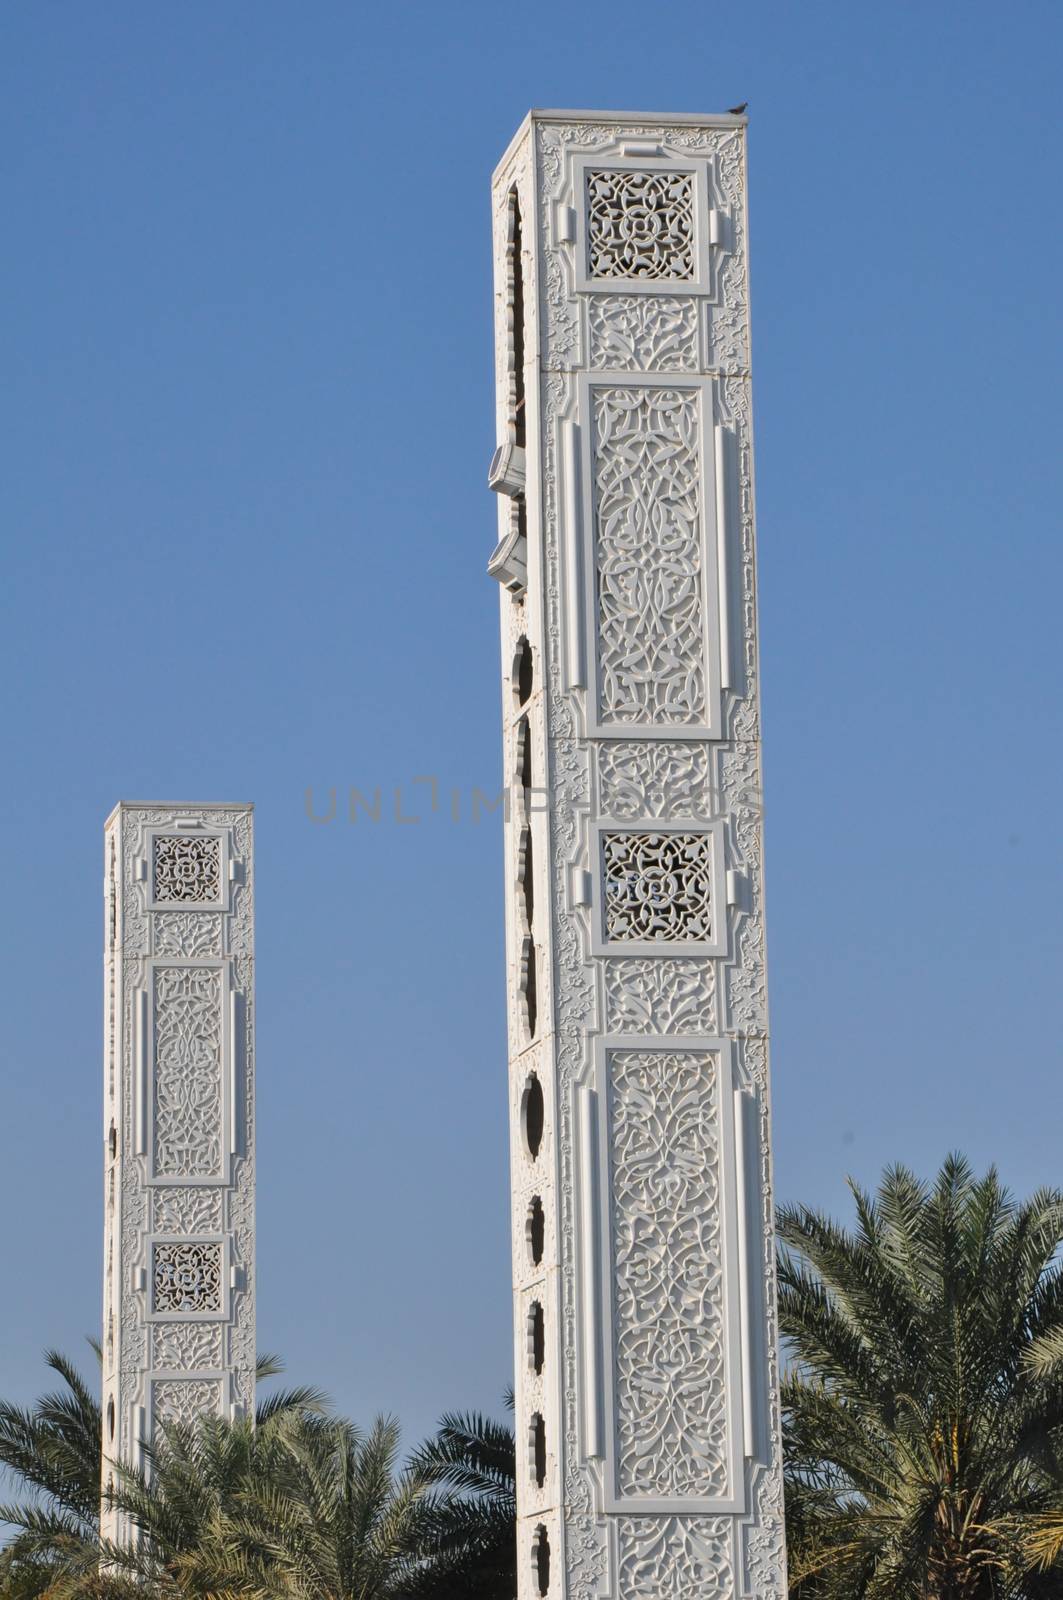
[2,0,1061,1452]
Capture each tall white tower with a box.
[489,112,787,1598]
[101,802,255,1541]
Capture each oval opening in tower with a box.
[107,1398,115,1441]
[528,1300,545,1375]
[522,1073,544,1160]
[108,1121,117,1161]
[513,637,533,707]
[527,1196,545,1266]
[533,1525,550,1596]
[530,1412,547,1488]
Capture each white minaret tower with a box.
[101,802,255,1542]
[489,112,787,1599]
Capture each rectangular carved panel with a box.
[152,1186,223,1234]
[151,1377,224,1436]
[617,1515,734,1598]
[602,960,716,1034]
[588,296,699,372]
[152,967,223,1178]
[608,1049,729,1500]
[152,1323,223,1370]
[592,386,706,726]
[154,912,223,956]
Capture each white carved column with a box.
[101,803,254,1544]
[489,112,787,1599]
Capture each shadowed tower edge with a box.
[488,110,787,1599]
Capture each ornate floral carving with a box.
[603,959,715,1033]
[592,386,706,726]
[603,832,715,943]
[153,836,220,904]
[152,1242,223,1313]
[152,967,223,1178]
[153,1323,223,1371]
[617,1515,734,1596]
[599,741,710,820]
[587,170,694,281]
[155,913,223,957]
[153,1186,223,1235]
[710,132,749,372]
[152,1378,222,1432]
[609,1050,729,1499]
[588,295,698,372]
[744,1466,787,1600]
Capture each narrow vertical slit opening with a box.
[517,714,533,799]
[521,934,538,1040]
[528,1300,545,1375]
[513,638,533,707]
[533,1525,550,1596]
[527,1197,545,1266]
[530,1412,547,1488]
[519,825,534,930]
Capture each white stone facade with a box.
[490,112,787,1599]
[101,803,254,1542]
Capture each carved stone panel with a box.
[608,1049,729,1502]
[588,295,699,373]
[152,1323,223,1371]
[154,913,223,957]
[153,836,221,904]
[602,831,716,944]
[152,1242,223,1314]
[586,170,695,282]
[591,385,707,728]
[152,1186,223,1235]
[598,740,712,823]
[603,960,716,1034]
[151,1377,224,1433]
[617,1515,735,1598]
[152,967,223,1179]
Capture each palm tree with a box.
[193,1412,429,1599]
[778,1154,1063,1599]
[0,1348,322,1598]
[404,1408,516,1599]
[0,1348,107,1598]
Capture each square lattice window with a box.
[586,169,695,282]
[153,835,221,904]
[595,826,727,957]
[152,1241,224,1314]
